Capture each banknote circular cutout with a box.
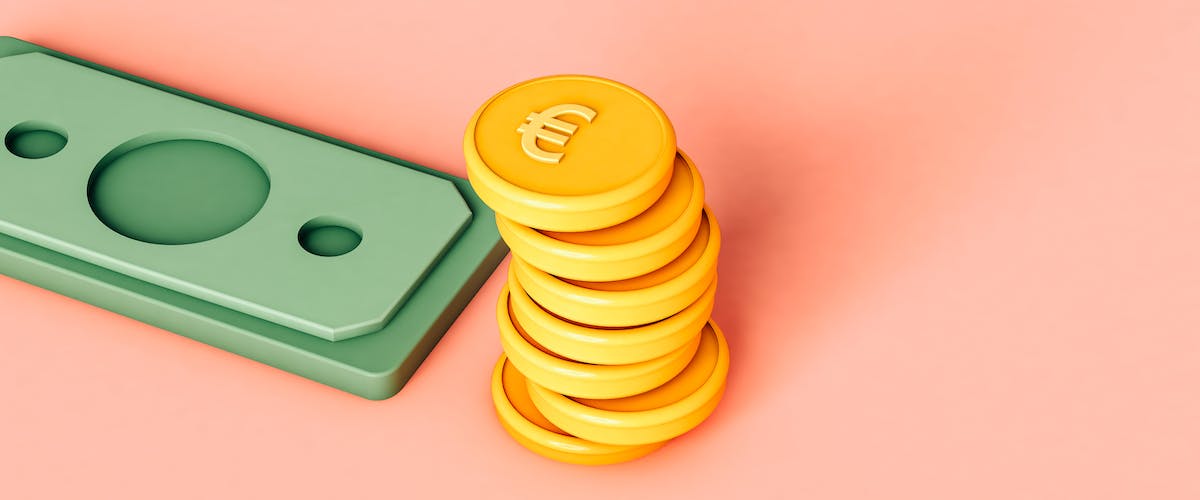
[89,136,269,245]
[298,216,362,257]
[5,121,67,159]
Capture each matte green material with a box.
[89,139,272,246]
[298,218,363,257]
[0,52,472,341]
[5,121,68,159]
[0,36,507,399]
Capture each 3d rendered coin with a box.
[491,355,664,465]
[496,151,705,282]
[510,208,720,327]
[497,281,700,399]
[527,321,729,446]
[508,264,714,365]
[465,75,676,232]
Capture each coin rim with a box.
[525,321,730,446]
[490,355,665,464]
[509,207,720,327]
[509,263,715,365]
[495,150,705,281]
[497,282,701,399]
[464,75,676,231]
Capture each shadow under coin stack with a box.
[464,75,729,465]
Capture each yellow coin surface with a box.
[490,355,664,465]
[500,357,565,432]
[509,261,714,365]
[465,75,677,231]
[497,280,700,398]
[471,75,674,195]
[545,151,701,246]
[527,321,730,446]
[491,151,706,282]
[565,208,717,292]
[576,322,721,412]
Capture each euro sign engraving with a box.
[517,104,598,164]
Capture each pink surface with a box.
[2,1,1199,498]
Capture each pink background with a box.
[2,1,1199,498]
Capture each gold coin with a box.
[495,151,704,281]
[511,208,720,327]
[526,321,729,446]
[465,75,676,231]
[490,355,664,465]
[508,263,715,365]
[497,280,700,399]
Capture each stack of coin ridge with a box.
[464,75,728,465]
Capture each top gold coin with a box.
[465,75,676,231]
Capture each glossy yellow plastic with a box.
[510,208,720,327]
[497,282,700,399]
[562,207,719,292]
[464,75,676,231]
[496,151,705,281]
[490,355,664,465]
[509,262,715,365]
[527,321,729,446]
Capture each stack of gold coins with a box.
[464,75,728,465]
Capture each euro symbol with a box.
[516,103,598,164]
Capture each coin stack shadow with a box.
[466,76,729,465]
